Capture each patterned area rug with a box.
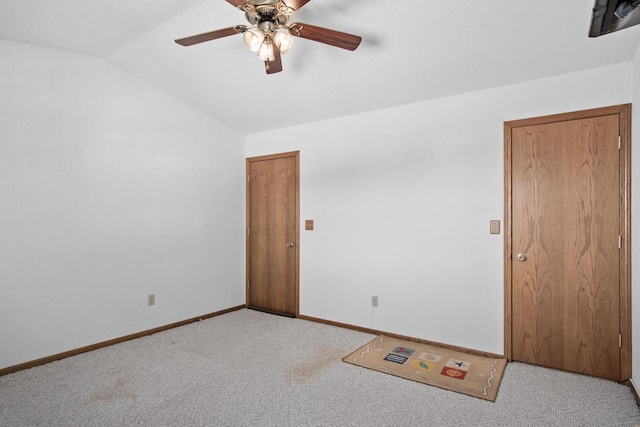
[343,335,507,401]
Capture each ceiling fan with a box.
[175,0,362,74]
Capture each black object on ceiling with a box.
[590,0,640,37]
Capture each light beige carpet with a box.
[343,335,507,401]
[3,311,640,425]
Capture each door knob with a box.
[517,253,527,262]
[286,242,295,248]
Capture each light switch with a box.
[490,220,501,235]
[305,220,314,231]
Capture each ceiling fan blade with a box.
[288,23,361,51]
[266,44,283,74]
[225,0,246,7]
[175,26,245,46]
[285,0,311,11]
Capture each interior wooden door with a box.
[246,152,299,317]
[508,110,626,381]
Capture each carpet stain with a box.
[287,346,342,384]
[89,377,137,403]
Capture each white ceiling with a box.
[1,0,639,135]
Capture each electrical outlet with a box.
[305,220,314,230]
[148,294,155,306]
[372,296,379,308]
[490,220,501,235]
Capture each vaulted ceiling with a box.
[1,0,639,135]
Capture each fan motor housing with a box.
[245,0,290,26]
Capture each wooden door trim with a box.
[503,104,632,380]
[245,151,300,317]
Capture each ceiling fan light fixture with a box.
[257,39,275,62]
[273,29,294,53]
[175,0,362,74]
[243,28,265,52]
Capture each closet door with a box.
[246,151,299,317]
[505,106,630,381]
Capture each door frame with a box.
[503,104,632,380]
[245,151,300,317]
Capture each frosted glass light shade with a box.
[257,40,275,61]
[273,30,294,53]
[243,28,265,52]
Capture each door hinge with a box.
[618,136,621,150]
[619,235,622,249]
[247,174,250,182]
[619,334,622,348]
[247,281,250,290]
[247,228,250,236]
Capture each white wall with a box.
[1,38,635,373]
[632,39,640,388]
[0,40,246,370]
[246,63,633,355]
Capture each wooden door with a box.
[246,152,299,317]
[505,105,631,381]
